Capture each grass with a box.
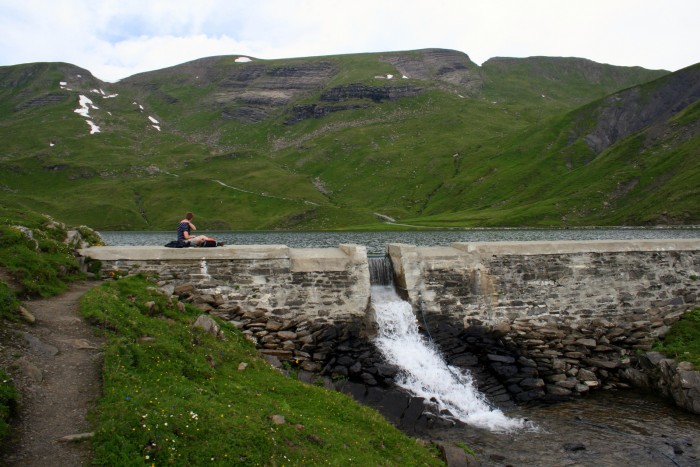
[653,308,700,368]
[0,207,91,318]
[0,368,18,443]
[81,275,445,466]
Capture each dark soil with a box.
[0,281,103,466]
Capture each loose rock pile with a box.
[169,283,399,387]
[625,352,700,415]
[168,282,471,434]
[165,281,700,416]
[424,311,690,402]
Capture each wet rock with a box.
[434,441,475,466]
[546,385,572,397]
[265,320,284,331]
[577,368,597,381]
[576,338,597,348]
[520,378,545,389]
[174,283,196,298]
[360,372,378,385]
[563,442,586,452]
[487,354,516,364]
[375,363,399,378]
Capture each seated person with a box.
[177,212,208,246]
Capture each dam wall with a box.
[388,239,700,405]
[388,239,699,330]
[80,244,370,321]
[79,239,700,409]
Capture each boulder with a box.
[192,314,222,338]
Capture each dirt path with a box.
[1,281,103,466]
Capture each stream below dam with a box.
[435,390,699,466]
[369,284,699,466]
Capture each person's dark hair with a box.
[185,212,194,220]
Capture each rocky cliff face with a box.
[577,64,700,154]
[120,48,483,123]
[379,48,483,94]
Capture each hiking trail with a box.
[1,281,103,466]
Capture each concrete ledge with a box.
[78,245,291,261]
[450,239,700,255]
[79,245,369,273]
[290,248,355,272]
[80,239,700,262]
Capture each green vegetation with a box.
[0,207,87,318]
[0,368,18,443]
[81,275,444,465]
[1,50,695,231]
[653,308,700,368]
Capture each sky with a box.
[1,0,699,83]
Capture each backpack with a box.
[165,240,189,248]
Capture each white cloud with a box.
[1,0,699,82]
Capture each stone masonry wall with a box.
[80,244,370,321]
[389,240,700,401]
[80,240,700,408]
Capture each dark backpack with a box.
[164,240,189,248]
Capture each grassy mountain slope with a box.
[2,49,695,230]
[406,64,700,226]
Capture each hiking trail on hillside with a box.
[1,281,103,466]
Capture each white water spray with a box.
[371,285,527,432]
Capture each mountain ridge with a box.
[0,48,696,230]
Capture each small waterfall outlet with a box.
[369,256,526,432]
[368,255,394,286]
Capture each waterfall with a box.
[371,285,527,432]
[368,255,394,285]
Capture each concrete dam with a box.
[79,239,700,415]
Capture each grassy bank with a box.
[653,307,700,367]
[80,275,445,465]
[0,206,97,319]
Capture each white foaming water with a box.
[371,285,528,432]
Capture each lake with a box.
[99,227,700,255]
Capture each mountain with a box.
[1,48,695,231]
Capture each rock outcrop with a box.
[576,63,700,155]
[624,352,700,414]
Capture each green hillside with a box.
[2,48,696,230]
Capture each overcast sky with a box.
[1,0,699,82]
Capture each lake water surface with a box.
[99,227,700,255]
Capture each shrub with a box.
[0,369,19,442]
